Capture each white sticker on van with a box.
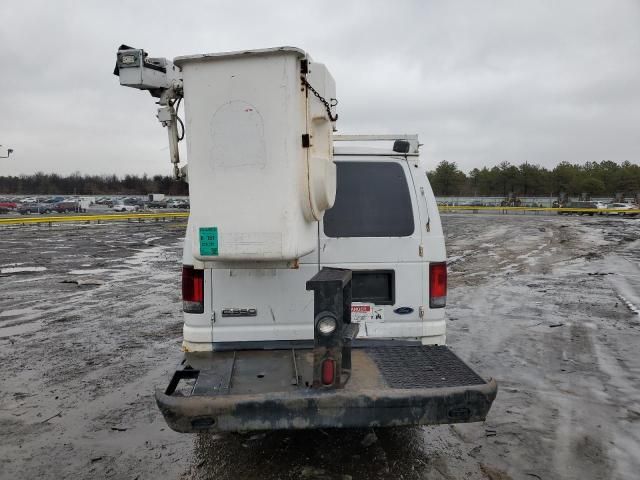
[351,303,372,323]
[351,303,384,323]
[371,306,385,322]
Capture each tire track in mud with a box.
[443,214,640,480]
[1,216,639,479]
[0,223,194,479]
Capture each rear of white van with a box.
[181,153,447,351]
[320,156,447,345]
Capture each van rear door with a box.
[319,158,424,339]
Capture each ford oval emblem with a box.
[393,307,414,315]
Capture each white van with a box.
[114,45,495,433]
[181,136,447,350]
[163,136,495,433]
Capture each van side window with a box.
[324,162,415,237]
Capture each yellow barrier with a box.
[0,212,190,226]
[1,207,638,226]
[438,205,640,214]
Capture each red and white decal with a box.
[351,303,384,323]
[351,303,373,323]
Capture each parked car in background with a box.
[18,203,52,214]
[0,201,17,210]
[167,199,189,209]
[147,200,168,209]
[175,200,190,209]
[95,197,115,207]
[605,203,639,216]
[112,202,138,212]
[53,201,85,213]
[558,201,598,215]
[42,196,65,205]
[123,197,145,207]
[593,201,608,213]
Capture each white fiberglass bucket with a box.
[175,47,337,262]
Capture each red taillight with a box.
[429,262,447,309]
[321,358,336,386]
[182,265,204,314]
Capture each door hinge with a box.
[418,245,424,257]
[419,306,425,318]
[211,311,216,323]
[302,134,310,148]
[301,59,309,75]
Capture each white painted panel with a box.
[177,49,335,261]
[209,263,318,341]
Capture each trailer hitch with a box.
[306,268,358,388]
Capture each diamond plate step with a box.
[365,345,486,389]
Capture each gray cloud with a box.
[1,0,639,176]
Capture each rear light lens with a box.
[182,265,204,314]
[317,315,337,336]
[321,358,336,386]
[429,262,447,308]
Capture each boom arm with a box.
[0,145,13,159]
[114,46,184,179]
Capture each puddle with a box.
[68,269,110,275]
[0,320,44,338]
[0,307,40,319]
[124,245,170,266]
[0,266,47,274]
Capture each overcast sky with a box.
[1,0,639,176]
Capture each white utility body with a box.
[114,45,495,433]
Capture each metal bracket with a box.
[306,268,357,388]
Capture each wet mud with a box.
[1,215,639,479]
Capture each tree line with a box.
[427,160,640,197]
[0,173,188,196]
[2,160,639,198]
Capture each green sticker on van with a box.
[199,227,218,256]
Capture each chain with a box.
[301,76,339,122]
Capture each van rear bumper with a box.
[155,345,497,432]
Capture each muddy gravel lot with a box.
[1,214,639,480]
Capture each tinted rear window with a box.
[352,270,395,305]
[324,162,414,237]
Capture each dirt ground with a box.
[1,214,639,479]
